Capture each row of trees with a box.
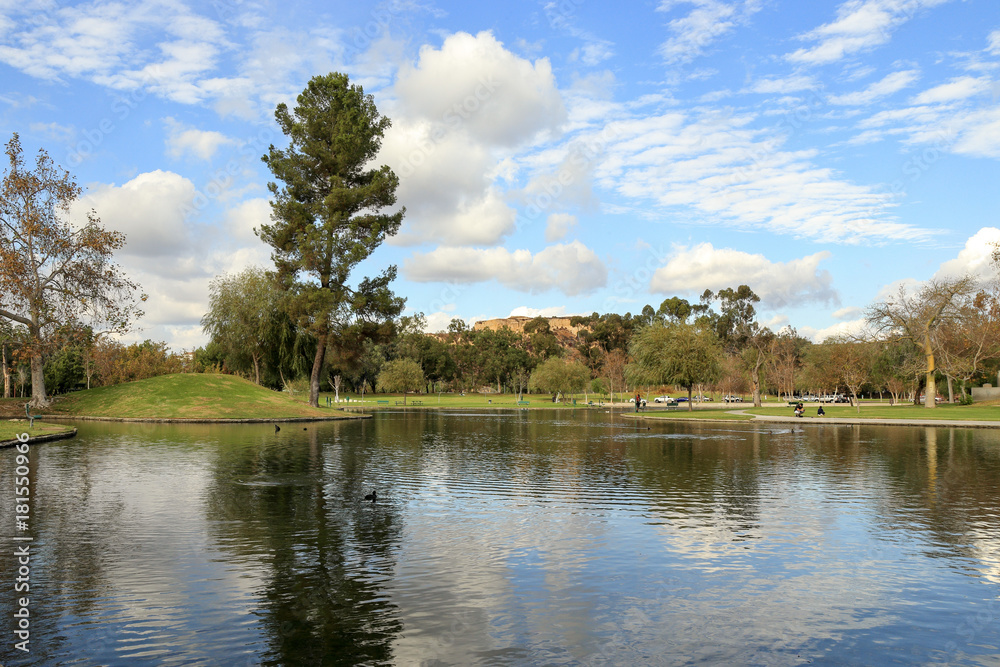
[4,68,1000,411]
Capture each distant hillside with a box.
[472,315,589,335]
[49,373,352,420]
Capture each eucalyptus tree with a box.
[259,72,405,407]
[702,285,771,407]
[0,134,144,407]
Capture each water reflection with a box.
[1,413,999,665]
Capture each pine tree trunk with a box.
[309,332,327,408]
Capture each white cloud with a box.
[934,227,1000,282]
[989,30,1000,55]
[72,170,196,259]
[545,213,578,242]
[650,243,840,309]
[832,306,862,321]
[828,69,920,105]
[392,31,565,147]
[164,117,235,160]
[911,76,992,105]
[657,0,763,66]
[786,0,953,66]
[381,30,568,246]
[799,318,868,343]
[598,110,936,244]
[404,241,608,296]
[508,306,569,317]
[749,75,819,95]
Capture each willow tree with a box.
[259,73,405,407]
[627,321,722,411]
[867,277,976,408]
[0,134,143,408]
[201,266,283,385]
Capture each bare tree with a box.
[933,283,1000,402]
[866,277,976,408]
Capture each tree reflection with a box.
[204,423,403,666]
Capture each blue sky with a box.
[2,0,999,349]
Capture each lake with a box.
[2,410,1000,666]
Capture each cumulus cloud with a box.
[933,227,1000,282]
[392,31,565,147]
[404,241,608,296]
[545,213,578,242]
[799,318,869,343]
[71,170,197,259]
[650,243,840,309]
[381,30,567,246]
[164,117,236,160]
[68,171,271,348]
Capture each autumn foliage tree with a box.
[0,134,143,407]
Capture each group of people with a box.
[793,401,825,418]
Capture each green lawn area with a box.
[326,392,601,408]
[0,420,74,442]
[50,374,353,420]
[747,402,1000,421]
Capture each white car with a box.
[723,395,742,403]
[653,396,677,404]
[629,397,648,406]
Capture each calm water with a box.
[2,411,1000,666]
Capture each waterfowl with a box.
[364,490,377,502]
[274,424,280,433]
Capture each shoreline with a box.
[624,411,1000,429]
[0,427,78,448]
[37,413,372,424]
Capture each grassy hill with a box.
[48,373,353,420]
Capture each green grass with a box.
[746,402,1000,421]
[327,392,601,408]
[50,374,353,420]
[0,420,75,442]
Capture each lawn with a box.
[747,402,1000,421]
[0,420,75,442]
[50,374,355,420]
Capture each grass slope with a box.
[50,374,348,420]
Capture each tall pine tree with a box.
[259,73,405,407]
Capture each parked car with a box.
[676,397,689,402]
[629,397,648,406]
[723,395,742,403]
[692,395,713,402]
[653,396,677,404]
